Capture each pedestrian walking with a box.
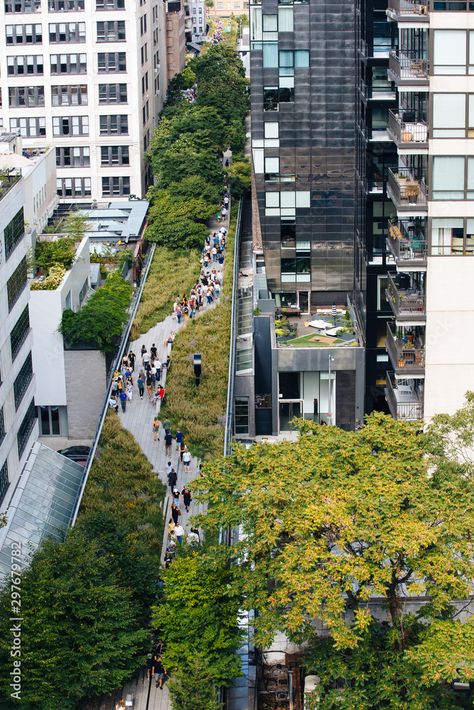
[179,441,186,462]
[171,503,181,525]
[119,390,127,412]
[108,396,119,414]
[158,385,165,402]
[163,418,171,433]
[155,359,162,382]
[154,657,166,689]
[187,528,200,545]
[172,488,180,506]
[174,523,184,544]
[137,374,145,399]
[168,517,176,536]
[150,343,157,359]
[128,350,135,371]
[143,349,150,367]
[152,416,160,441]
[182,446,191,469]
[146,373,153,399]
[126,382,133,401]
[182,486,192,512]
[165,429,173,456]
[168,467,177,490]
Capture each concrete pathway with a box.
[115,211,229,710]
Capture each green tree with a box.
[152,548,242,687]
[168,657,221,710]
[0,532,147,709]
[152,134,223,188]
[34,237,76,274]
[192,411,474,702]
[227,158,251,197]
[171,175,222,206]
[63,211,90,242]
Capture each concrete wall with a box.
[424,256,474,420]
[166,5,186,81]
[64,349,107,439]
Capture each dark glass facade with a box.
[250,0,356,307]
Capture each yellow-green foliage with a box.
[30,263,66,290]
[132,246,201,337]
[161,206,236,459]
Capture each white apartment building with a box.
[189,0,206,40]
[0,0,169,201]
[385,0,474,421]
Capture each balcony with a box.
[387,168,427,214]
[385,371,424,420]
[386,220,427,269]
[386,323,425,376]
[0,169,21,203]
[360,79,397,102]
[386,271,425,322]
[387,0,429,22]
[387,110,428,153]
[388,51,429,88]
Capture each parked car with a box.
[57,446,91,466]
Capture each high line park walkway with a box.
[108,207,229,710]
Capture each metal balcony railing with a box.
[385,371,424,420]
[386,220,427,266]
[389,51,429,83]
[386,323,425,374]
[388,110,428,148]
[387,168,428,211]
[386,271,425,319]
[387,0,429,16]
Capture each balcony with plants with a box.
[387,167,428,212]
[386,270,425,322]
[386,217,427,268]
[388,50,429,87]
[387,0,429,22]
[387,109,428,152]
[386,322,425,375]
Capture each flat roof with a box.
[79,199,148,242]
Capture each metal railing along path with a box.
[69,242,156,527]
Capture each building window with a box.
[100,145,129,165]
[50,53,87,74]
[49,22,86,43]
[48,0,84,9]
[432,156,474,200]
[51,84,88,106]
[8,86,44,108]
[10,116,46,137]
[0,459,8,506]
[99,114,128,135]
[7,257,28,311]
[4,208,24,260]
[97,20,126,41]
[14,352,33,410]
[281,221,296,248]
[98,83,127,104]
[79,278,88,304]
[96,0,124,8]
[431,218,474,256]
[38,406,62,436]
[101,176,130,196]
[56,177,91,197]
[98,51,126,72]
[281,256,311,283]
[6,23,42,43]
[56,146,90,167]
[5,0,40,12]
[17,399,36,458]
[263,85,294,110]
[234,397,249,435]
[10,305,30,361]
[0,410,5,447]
[53,115,89,136]
[7,55,43,75]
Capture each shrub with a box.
[34,236,76,274]
[30,263,66,290]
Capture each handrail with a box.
[70,242,156,527]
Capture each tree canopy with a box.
[191,408,474,705]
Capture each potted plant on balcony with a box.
[404,181,420,202]
[388,224,403,240]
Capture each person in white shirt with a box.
[173,524,184,544]
[182,448,192,468]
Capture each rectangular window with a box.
[10,305,30,361]
[7,257,27,311]
[14,352,33,410]
[281,221,296,248]
[5,0,40,11]
[278,6,293,31]
[100,145,129,165]
[4,208,24,260]
[235,397,249,435]
[53,115,89,136]
[10,116,46,137]
[263,85,294,110]
[56,146,90,167]
[0,459,8,506]
[431,218,464,256]
[97,20,126,41]
[17,399,36,458]
[101,176,131,196]
[51,84,88,106]
[50,53,87,74]
[98,52,126,72]
[7,55,43,75]
[96,0,124,8]
[38,406,61,436]
[6,23,42,43]
[262,42,278,67]
[8,86,45,108]
[433,30,466,75]
[432,94,465,137]
[48,0,84,9]
[99,114,128,135]
[432,156,466,199]
[49,22,86,42]
[98,83,128,104]
[56,177,91,197]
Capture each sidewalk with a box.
[116,211,229,710]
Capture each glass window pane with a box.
[263,42,278,67]
[40,406,50,435]
[433,30,466,74]
[279,50,293,67]
[51,407,60,435]
[295,50,309,67]
[278,7,293,31]
[265,157,279,173]
[433,94,465,128]
[432,156,464,198]
[263,14,277,31]
[264,122,279,138]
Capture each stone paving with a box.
[115,212,228,710]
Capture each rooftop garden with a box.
[276,311,359,347]
[31,214,90,291]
